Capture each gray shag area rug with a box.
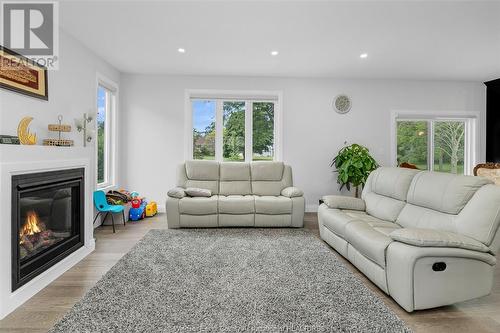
[50,229,411,332]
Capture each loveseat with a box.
[166,161,305,228]
[318,167,500,312]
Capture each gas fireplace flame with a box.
[20,211,42,239]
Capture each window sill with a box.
[96,183,116,192]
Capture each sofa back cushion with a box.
[455,184,500,250]
[219,162,251,195]
[406,171,491,215]
[177,161,295,196]
[370,167,420,201]
[396,204,456,232]
[183,160,220,194]
[397,172,499,248]
[251,162,289,196]
[362,167,420,222]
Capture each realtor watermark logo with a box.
[1,1,59,69]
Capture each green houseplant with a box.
[330,143,378,197]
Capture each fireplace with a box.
[11,168,84,291]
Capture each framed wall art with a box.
[0,45,48,100]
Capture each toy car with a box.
[146,201,158,217]
[129,198,147,221]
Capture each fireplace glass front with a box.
[12,168,84,291]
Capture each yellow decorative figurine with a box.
[17,117,37,145]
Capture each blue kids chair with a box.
[93,190,126,233]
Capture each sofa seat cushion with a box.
[366,220,399,228]
[255,196,292,215]
[218,195,255,214]
[321,207,390,238]
[320,209,358,238]
[345,221,394,267]
[179,195,218,215]
[390,228,491,253]
[373,225,401,236]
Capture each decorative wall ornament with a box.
[333,94,352,114]
[43,115,74,146]
[0,46,48,100]
[75,112,94,147]
[17,117,37,145]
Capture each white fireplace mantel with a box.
[0,145,95,319]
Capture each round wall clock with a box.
[333,94,352,114]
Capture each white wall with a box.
[119,75,486,211]
[0,29,120,154]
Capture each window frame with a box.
[96,73,118,189]
[391,111,479,175]
[185,90,283,162]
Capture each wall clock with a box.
[333,94,351,114]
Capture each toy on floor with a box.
[129,197,147,221]
[106,190,131,205]
[146,201,158,217]
[126,191,157,221]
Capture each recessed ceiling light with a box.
[178,48,186,53]
[360,53,368,59]
[271,51,279,56]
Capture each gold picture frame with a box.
[0,45,48,100]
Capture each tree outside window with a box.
[397,119,467,174]
[192,98,277,162]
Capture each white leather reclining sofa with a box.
[167,161,305,228]
[318,167,500,312]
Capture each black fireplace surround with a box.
[11,168,84,291]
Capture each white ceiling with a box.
[60,1,500,81]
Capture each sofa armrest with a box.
[281,187,303,198]
[166,197,180,228]
[167,187,186,199]
[322,195,365,211]
[390,228,491,253]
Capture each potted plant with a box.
[330,143,378,197]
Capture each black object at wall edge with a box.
[484,78,500,163]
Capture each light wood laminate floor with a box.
[1,213,499,332]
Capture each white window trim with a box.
[184,89,283,162]
[96,73,118,189]
[390,110,480,175]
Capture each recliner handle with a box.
[432,262,447,272]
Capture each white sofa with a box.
[166,161,305,228]
[318,167,500,312]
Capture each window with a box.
[192,100,216,160]
[96,81,116,187]
[223,101,246,161]
[189,91,280,162]
[252,102,274,161]
[397,121,429,170]
[395,116,475,175]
